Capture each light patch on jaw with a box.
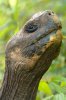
[50,30,62,44]
[10,47,22,60]
[41,30,62,53]
[23,54,40,70]
[9,47,40,70]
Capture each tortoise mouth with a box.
[30,26,62,47]
[23,27,62,57]
[37,24,62,41]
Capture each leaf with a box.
[9,0,17,8]
[54,93,65,100]
[61,82,66,87]
[49,82,66,94]
[38,80,52,95]
[51,76,66,83]
[44,93,66,100]
[63,35,66,39]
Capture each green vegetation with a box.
[0,0,66,100]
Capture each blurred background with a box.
[0,0,66,100]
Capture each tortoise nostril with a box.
[48,12,51,15]
[48,11,54,16]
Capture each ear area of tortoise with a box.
[24,21,38,33]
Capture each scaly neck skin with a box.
[0,68,41,100]
[0,43,61,100]
[0,62,49,100]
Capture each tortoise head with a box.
[6,10,62,71]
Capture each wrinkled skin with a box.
[0,10,62,100]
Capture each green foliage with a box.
[36,76,66,100]
[0,0,66,100]
[38,80,52,95]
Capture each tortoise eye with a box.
[25,23,38,33]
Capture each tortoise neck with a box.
[0,66,43,100]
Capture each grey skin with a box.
[0,10,62,100]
